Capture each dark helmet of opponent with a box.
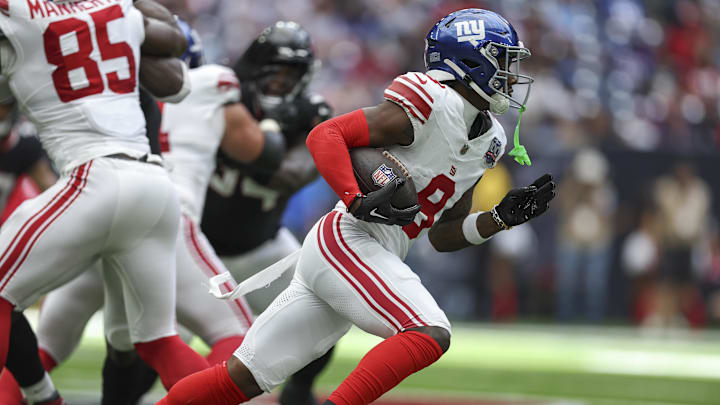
[233,21,318,116]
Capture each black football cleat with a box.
[278,380,318,405]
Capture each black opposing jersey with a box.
[201,153,291,255]
[200,90,329,256]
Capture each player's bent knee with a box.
[227,355,264,398]
[405,326,451,353]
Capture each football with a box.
[349,148,418,209]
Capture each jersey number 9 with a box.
[43,5,136,103]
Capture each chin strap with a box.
[508,105,531,166]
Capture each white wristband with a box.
[462,212,491,245]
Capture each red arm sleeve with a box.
[306,109,370,207]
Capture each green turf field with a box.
[44,312,720,405]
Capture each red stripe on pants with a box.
[0,163,91,291]
[319,211,423,331]
[185,218,253,328]
[0,166,80,270]
[333,212,428,327]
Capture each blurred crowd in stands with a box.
[161,0,720,153]
[66,0,720,325]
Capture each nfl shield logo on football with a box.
[484,137,502,167]
[372,164,397,187]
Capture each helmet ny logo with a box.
[455,20,485,46]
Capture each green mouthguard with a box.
[508,105,531,166]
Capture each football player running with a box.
[0,0,212,404]
[173,8,559,405]
[200,21,333,405]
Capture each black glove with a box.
[267,94,332,136]
[492,174,555,229]
[350,178,421,226]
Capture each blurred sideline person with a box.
[621,205,662,324]
[0,0,210,403]
[651,162,711,328]
[472,164,539,320]
[555,148,616,321]
[10,20,287,405]
[200,21,334,405]
[157,9,555,405]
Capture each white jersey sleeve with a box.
[178,64,240,107]
[383,72,445,143]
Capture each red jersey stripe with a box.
[387,80,432,120]
[399,75,434,103]
[156,102,170,153]
[384,92,425,124]
[0,0,8,13]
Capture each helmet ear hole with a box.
[462,58,480,69]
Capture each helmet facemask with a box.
[252,60,319,116]
[444,41,532,115]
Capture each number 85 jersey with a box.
[345,71,507,259]
[0,0,148,173]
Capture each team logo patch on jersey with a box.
[484,137,501,166]
[371,164,397,187]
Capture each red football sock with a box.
[134,335,210,390]
[157,362,248,405]
[0,368,23,405]
[38,348,57,372]
[327,331,443,405]
[206,336,243,366]
[0,298,14,368]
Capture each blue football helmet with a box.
[176,17,205,68]
[425,8,532,114]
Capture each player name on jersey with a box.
[20,0,118,19]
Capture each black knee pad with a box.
[406,326,451,353]
[105,342,139,368]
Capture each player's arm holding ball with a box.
[306,100,419,225]
[429,174,555,252]
[134,0,190,101]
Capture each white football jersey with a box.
[160,64,240,223]
[337,71,507,259]
[0,0,148,173]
